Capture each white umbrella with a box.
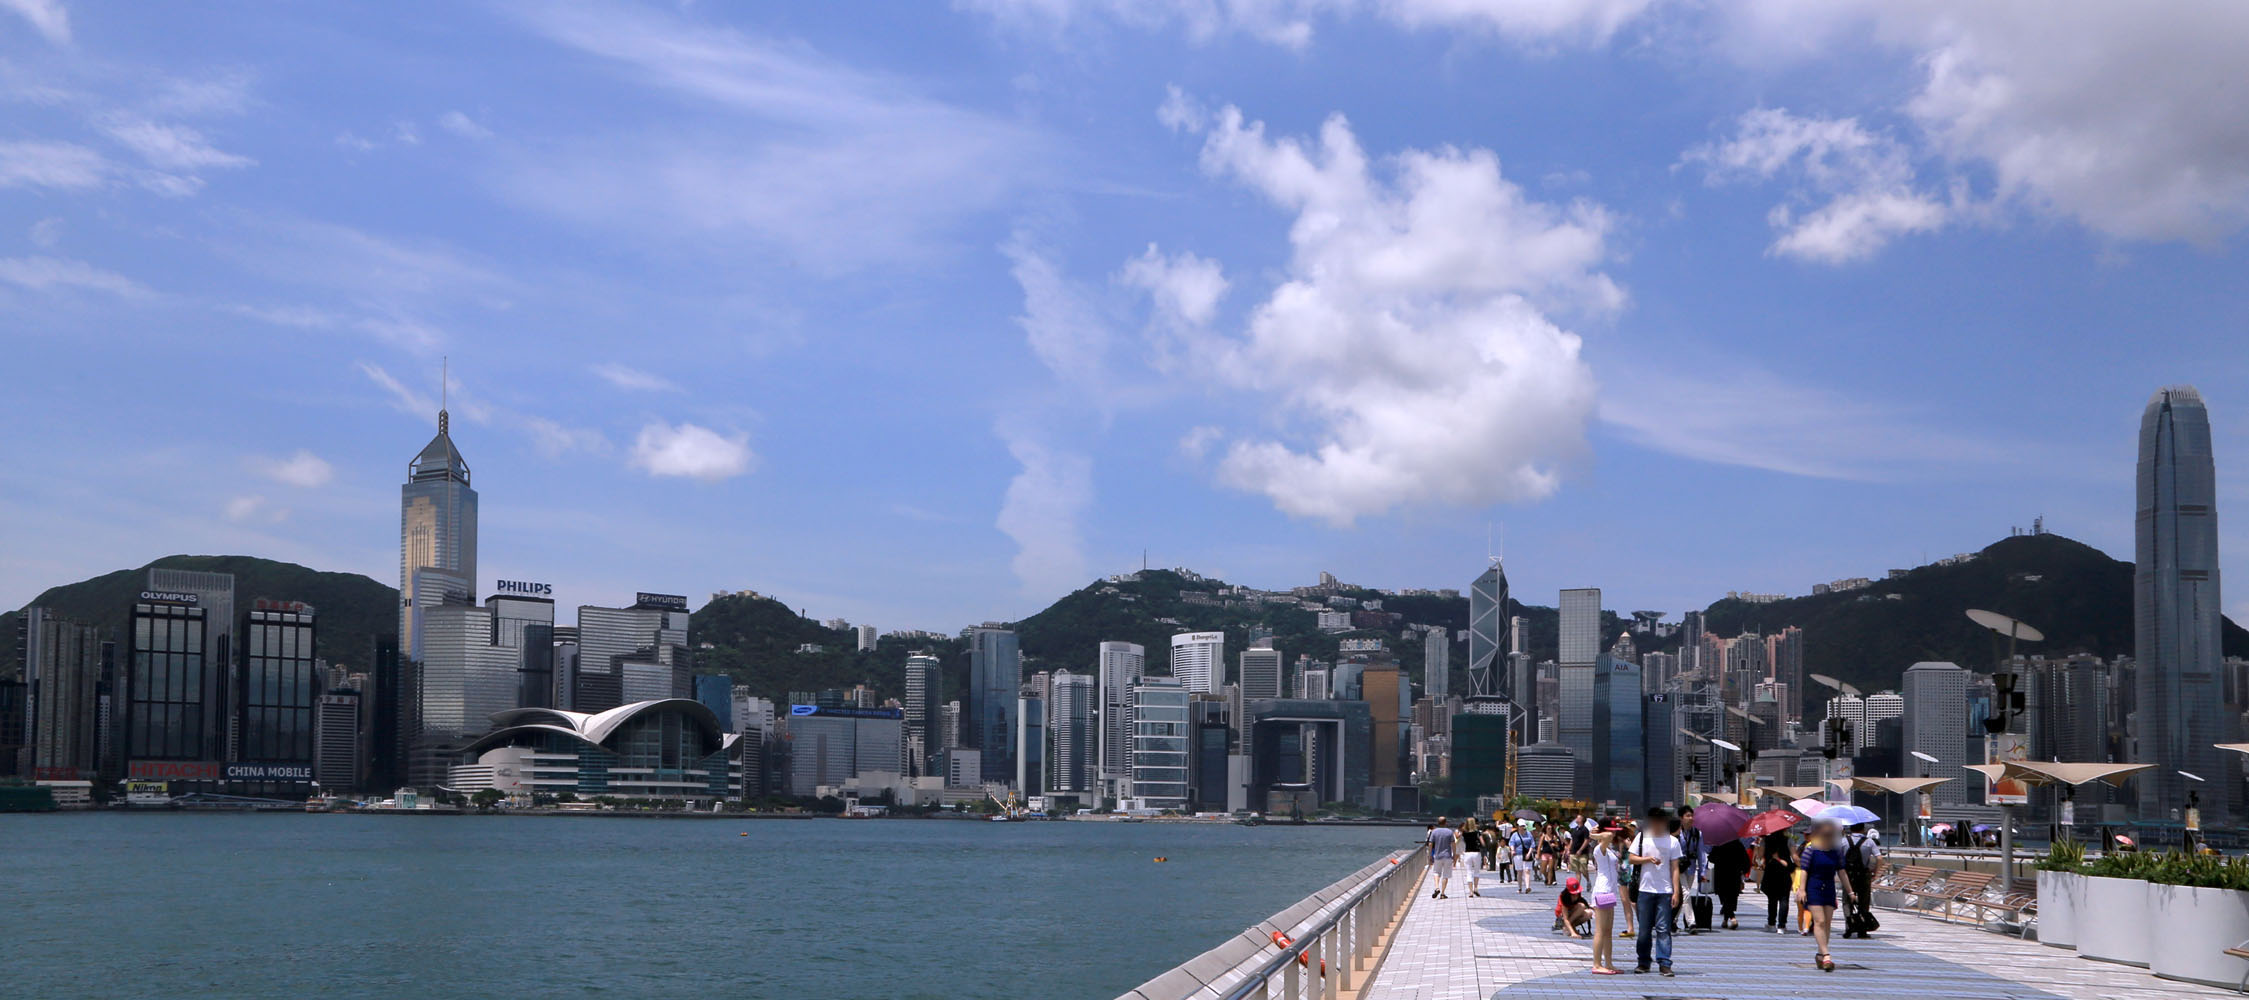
[1790,797,1830,818]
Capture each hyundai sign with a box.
[634,592,690,611]
[224,762,314,782]
[495,579,554,597]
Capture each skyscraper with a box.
[2135,386,2227,822]
[236,603,317,780]
[904,651,941,776]
[1169,631,1224,695]
[1903,661,1969,806]
[126,595,219,776]
[1422,631,1450,701]
[22,608,100,778]
[966,623,1019,783]
[1468,561,1509,698]
[1097,640,1145,800]
[399,402,477,656]
[573,598,687,713]
[1049,669,1096,798]
[1559,588,1601,666]
[1239,642,1284,700]
[1767,626,1805,723]
[1127,677,1189,810]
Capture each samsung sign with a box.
[634,592,690,612]
[494,580,554,597]
[790,705,904,720]
[224,763,313,782]
[138,590,200,604]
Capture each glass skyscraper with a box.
[966,624,1019,783]
[1128,678,1189,810]
[399,405,477,655]
[2135,385,2227,822]
[1097,640,1145,799]
[1467,561,1508,700]
[236,606,317,771]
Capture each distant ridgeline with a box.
[7,533,2243,706]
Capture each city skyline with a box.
[3,4,2246,635]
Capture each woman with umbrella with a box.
[1796,819,1857,972]
[1695,803,1754,930]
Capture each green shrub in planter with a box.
[2035,840,2086,872]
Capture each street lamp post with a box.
[2179,770,2206,852]
[1967,610,2039,893]
[1910,750,1942,848]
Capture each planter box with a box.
[2077,875,2151,966]
[2149,882,2249,989]
[2036,870,2083,949]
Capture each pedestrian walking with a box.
[1758,830,1797,932]
[1616,818,1639,940]
[1427,818,1459,899]
[1586,828,1625,975]
[1679,810,1712,934]
[1459,819,1486,895]
[1482,819,1501,872]
[1710,836,1751,930]
[1797,820,1855,971]
[1840,823,1882,938]
[1512,824,1538,893]
[1629,806,1684,977]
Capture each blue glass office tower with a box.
[967,624,1019,783]
[1593,654,1643,805]
[2135,386,2227,822]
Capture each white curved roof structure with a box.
[465,698,725,755]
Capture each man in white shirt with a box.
[1627,806,1685,976]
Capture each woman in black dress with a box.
[1709,837,1751,930]
[1757,831,1798,931]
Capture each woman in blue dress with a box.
[1795,820,1856,971]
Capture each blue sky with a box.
[3,1,2245,636]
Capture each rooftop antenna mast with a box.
[439,355,450,433]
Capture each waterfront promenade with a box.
[1364,867,2238,1000]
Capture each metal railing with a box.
[1114,846,1429,1000]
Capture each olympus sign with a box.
[138,590,200,604]
[494,580,554,597]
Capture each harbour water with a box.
[12,814,1409,999]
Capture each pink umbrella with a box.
[1743,808,1805,838]
[1693,802,1751,844]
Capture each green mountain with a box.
[2,555,398,678]
[685,592,967,704]
[1693,531,2249,697]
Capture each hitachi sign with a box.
[494,580,554,597]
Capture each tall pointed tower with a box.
[2135,386,2224,823]
[399,399,477,658]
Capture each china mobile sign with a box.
[224,763,313,782]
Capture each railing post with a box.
[1282,947,1300,999]
[1323,927,1341,999]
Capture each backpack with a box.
[1844,834,1872,874]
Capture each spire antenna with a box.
[439,356,449,434]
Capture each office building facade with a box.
[786,705,904,793]
[1467,561,1508,701]
[903,651,940,776]
[126,596,221,774]
[314,690,362,791]
[1048,669,1096,798]
[22,608,101,778]
[1239,643,1284,700]
[399,406,477,655]
[236,604,318,787]
[966,624,1019,783]
[1097,640,1145,799]
[1127,678,1190,810]
[1903,661,1970,806]
[2135,386,2227,821]
[1423,632,1449,701]
[1170,631,1224,696]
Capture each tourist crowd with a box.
[1423,805,1887,976]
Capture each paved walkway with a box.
[1364,865,2241,1000]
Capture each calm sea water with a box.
[11,814,1410,999]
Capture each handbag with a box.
[1593,890,1619,908]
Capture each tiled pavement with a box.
[1362,865,2244,1000]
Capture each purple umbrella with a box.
[1694,802,1751,844]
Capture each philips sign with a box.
[138,590,200,604]
[495,580,554,597]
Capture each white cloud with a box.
[591,363,682,393]
[1720,2,2249,245]
[1146,96,1611,525]
[960,0,1657,48]
[995,429,1093,597]
[0,0,69,45]
[1002,234,1112,389]
[1684,107,1951,263]
[392,120,421,145]
[630,422,754,481]
[438,110,493,139]
[334,131,377,153]
[252,450,335,488]
[356,361,437,417]
[0,139,108,190]
[100,116,254,172]
[1600,362,2006,480]
[0,255,148,296]
[502,1,1044,268]
[1119,244,1227,328]
[27,217,61,247]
